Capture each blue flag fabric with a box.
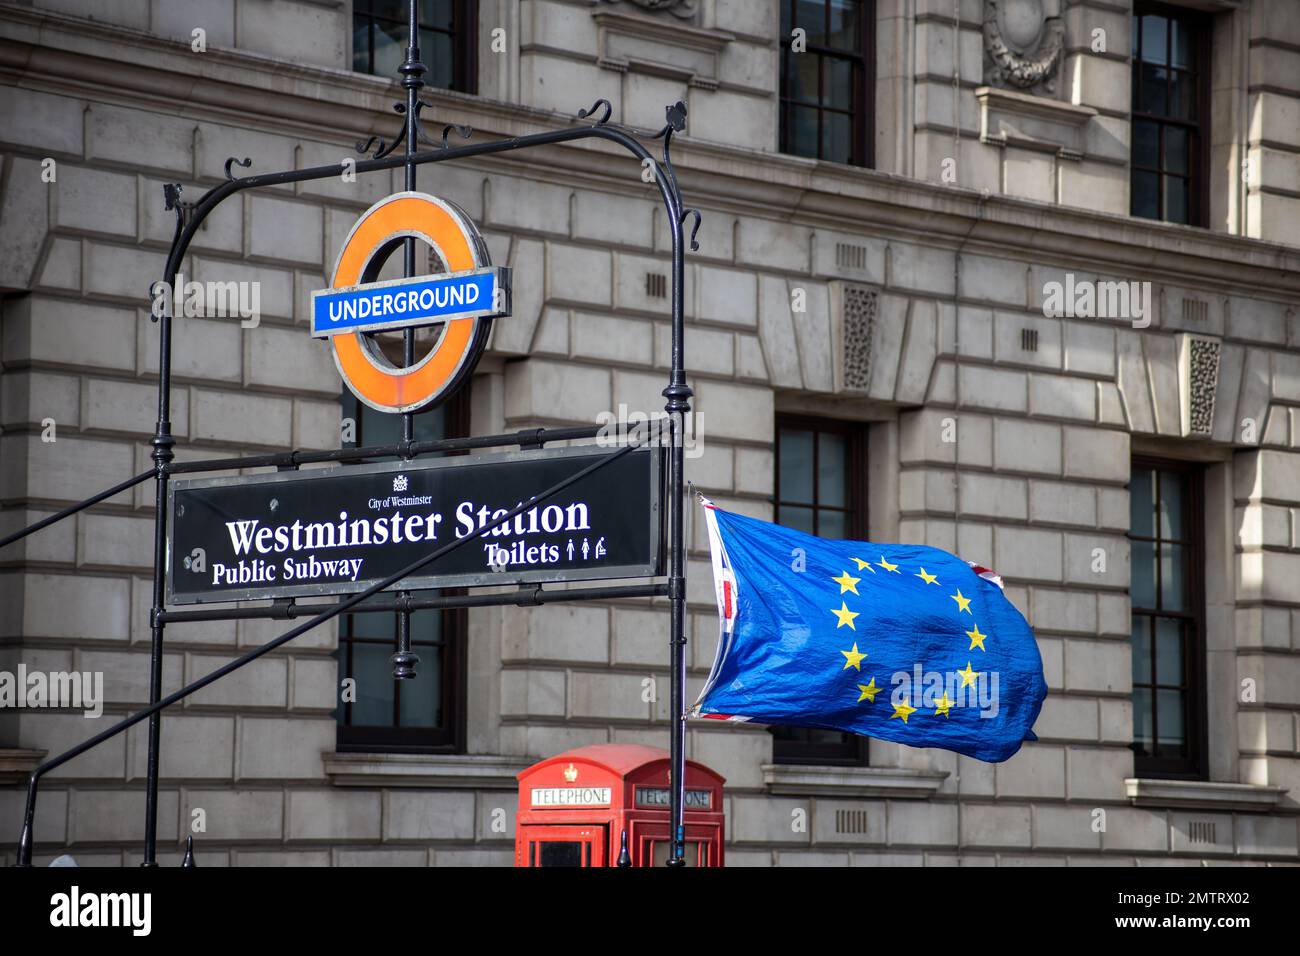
[693,501,1047,762]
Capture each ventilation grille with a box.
[1187,820,1216,844]
[645,272,667,299]
[1021,328,1039,352]
[1182,298,1208,323]
[835,809,870,835]
[836,241,869,272]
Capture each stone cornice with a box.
[322,751,531,789]
[763,763,949,798]
[1125,777,1291,812]
[2,4,1299,297]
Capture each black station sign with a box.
[166,445,663,605]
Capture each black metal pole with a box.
[662,128,692,867]
[141,199,186,867]
[392,0,425,682]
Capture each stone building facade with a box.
[1,0,1299,865]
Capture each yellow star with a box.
[851,557,876,574]
[934,693,953,718]
[830,602,859,630]
[966,623,987,651]
[840,643,867,671]
[890,700,917,723]
[958,661,980,688]
[915,567,938,585]
[856,677,880,703]
[878,555,900,573]
[832,570,861,595]
[950,589,972,614]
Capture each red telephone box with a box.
[515,743,726,867]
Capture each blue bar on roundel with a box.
[310,265,511,338]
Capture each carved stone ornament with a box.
[832,283,878,393]
[1177,332,1221,438]
[607,0,698,20]
[983,0,1064,94]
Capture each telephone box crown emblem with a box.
[563,763,578,783]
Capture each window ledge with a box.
[0,748,46,785]
[763,764,948,799]
[322,752,531,790]
[1125,777,1288,812]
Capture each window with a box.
[1130,3,1209,225]
[779,0,875,167]
[352,0,477,93]
[772,415,869,765]
[335,388,470,752]
[1128,459,1206,777]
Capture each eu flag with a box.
[693,501,1047,762]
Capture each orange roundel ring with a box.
[329,191,492,414]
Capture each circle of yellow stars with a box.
[830,554,989,726]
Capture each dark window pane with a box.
[1132,687,1153,755]
[423,0,454,29]
[537,842,583,867]
[353,20,371,72]
[1159,541,1185,610]
[789,52,820,104]
[373,19,405,78]
[1170,18,1193,69]
[1130,467,1155,537]
[781,0,792,37]
[1141,15,1168,65]
[779,504,815,534]
[1132,615,1152,684]
[1158,469,1184,539]
[779,428,814,502]
[371,0,408,20]
[796,0,827,45]
[1164,125,1188,175]
[423,28,454,90]
[1156,688,1185,753]
[1163,175,1188,224]
[1170,70,1196,120]
[822,111,851,162]
[818,509,847,540]
[351,642,396,726]
[827,0,860,50]
[1133,120,1159,169]
[1131,539,1156,609]
[1139,64,1168,115]
[1155,617,1183,686]
[788,105,819,159]
[398,652,441,727]
[1132,170,1159,219]
[818,433,848,506]
[823,57,853,110]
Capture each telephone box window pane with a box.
[537,841,583,867]
[1132,615,1152,684]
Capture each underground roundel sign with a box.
[310,191,510,414]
